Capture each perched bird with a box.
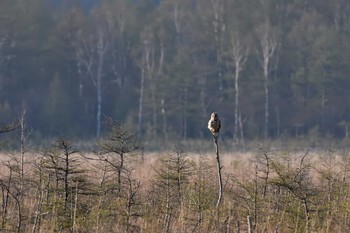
[208,112,221,140]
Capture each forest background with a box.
[1,0,350,148]
[2,1,350,232]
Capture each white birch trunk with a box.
[145,44,157,137]
[95,30,107,138]
[137,53,145,138]
[231,35,248,143]
[76,26,110,138]
[139,26,167,139]
[158,40,168,140]
[256,21,278,139]
[264,62,269,139]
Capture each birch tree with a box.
[255,20,278,139]
[139,27,157,138]
[137,17,167,139]
[75,9,112,138]
[230,31,249,143]
[136,47,145,139]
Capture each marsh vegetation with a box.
[1,121,350,233]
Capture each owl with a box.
[208,112,221,139]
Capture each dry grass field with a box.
[1,142,350,233]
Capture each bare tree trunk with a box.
[158,40,167,141]
[142,34,157,138]
[96,78,102,138]
[95,30,106,138]
[264,74,269,139]
[161,98,167,141]
[76,23,110,138]
[275,106,280,137]
[256,20,278,139]
[172,3,183,47]
[230,34,248,143]
[239,113,244,143]
[146,46,157,138]
[183,88,188,141]
[140,26,167,139]
[199,76,207,123]
[150,80,157,138]
[137,54,145,138]
[158,40,164,75]
[20,110,25,184]
[234,65,240,142]
[19,108,26,214]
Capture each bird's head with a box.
[211,112,218,120]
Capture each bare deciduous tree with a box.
[255,20,278,139]
[0,121,19,134]
[137,25,166,139]
[75,9,112,138]
[230,31,249,143]
[139,27,156,138]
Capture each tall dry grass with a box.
[0,148,350,232]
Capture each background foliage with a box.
[1,0,350,143]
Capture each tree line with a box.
[1,0,350,142]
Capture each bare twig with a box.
[0,121,20,134]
